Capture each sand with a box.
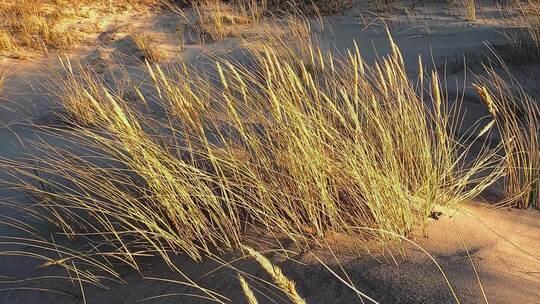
[0,202,537,304]
[0,1,539,303]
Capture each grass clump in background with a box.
[132,32,168,62]
[0,70,6,93]
[0,0,81,54]
[462,0,477,21]
[475,66,540,209]
[188,0,268,41]
[0,0,165,55]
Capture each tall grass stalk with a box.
[475,66,540,209]
[0,70,6,93]
[238,274,260,304]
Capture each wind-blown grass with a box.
[462,0,477,21]
[475,65,540,209]
[497,0,540,65]
[520,0,540,50]
[51,59,110,126]
[0,30,503,269]
[0,28,16,53]
[0,70,6,93]
[0,0,81,54]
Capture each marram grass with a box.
[0,31,503,279]
[476,66,540,209]
[242,245,306,304]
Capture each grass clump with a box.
[190,0,268,41]
[0,29,503,288]
[496,0,540,65]
[0,28,16,53]
[475,67,540,209]
[51,59,113,126]
[0,0,164,55]
[0,0,81,54]
[520,0,540,49]
[132,32,167,62]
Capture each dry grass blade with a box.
[473,84,497,117]
[238,274,259,304]
[0,28,16,53]
[0,70,6,93]
[242,245,306,304]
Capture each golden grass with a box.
[0,0,163,55]
[132,32,167,62]
[0,0,82,53]
[0,28,504,277]
[0,70,6,92]
[238,273,260,304]
[243,245,306,304]
[0,7,519,302]
[475,67,540,209]
[51,59,111,126]
[462,0,477,21]
[0,1,524,301]
[0,28,16,52]
[191,0,268,41]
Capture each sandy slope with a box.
[0,1,539,303]
[0,202,538,304]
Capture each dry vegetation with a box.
[242,246,307,304]
[462,0,477,21]
[0,0,83,54]
[133,32,168,61]
[497,0,540,64]
[475,67,540,209]
[1,23,503,272]
[472,0,540,209]
[521,0,540,48]
[0,70,6,92]
[0,0,540,303]
[187,0,268,41]
[52,59,112,126]
[0,0,162,56]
